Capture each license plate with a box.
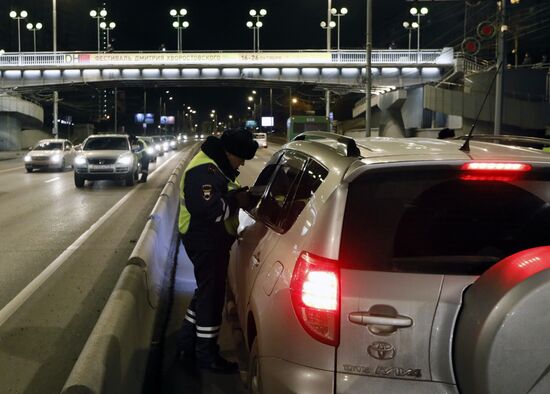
[89,164,114,170]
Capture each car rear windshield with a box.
[83,137,128,151]
[340,167,550,275]
[34,142,63,150]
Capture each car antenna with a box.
[459,61,504,152]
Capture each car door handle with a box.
[349,312,412,328]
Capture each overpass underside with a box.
[0,65,446,93]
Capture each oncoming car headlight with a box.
[170,141,176,148]
[74,156,87,166]
[146,147,155,155]
[24,155,32,162]
[116,154,133,166]
[50,154,62,163]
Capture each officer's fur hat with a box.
[221,129,259,160]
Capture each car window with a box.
[340,168,550,275]
[34,142,63,150]
[83,137,129,151]
[256,151,327,233]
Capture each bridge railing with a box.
[0,49,453,68]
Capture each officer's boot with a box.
[196,337,239,374]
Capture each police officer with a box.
[128,134,149,183]
[178,129,258,374]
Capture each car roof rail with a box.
[293,131,361,157]
[454,134,550,148]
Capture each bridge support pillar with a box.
[0,114,22,150]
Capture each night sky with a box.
[1,0,549,133]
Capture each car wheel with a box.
[125,171,136,186]
[74,174,85,188]
[26,167,33,173]
[247,337,261,394]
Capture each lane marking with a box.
[45,177,60,183]
[0,149,186,327]
[0,166,24,174]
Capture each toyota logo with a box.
[367,341,396,360]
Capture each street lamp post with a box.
[9,10,29,53]
[249,9,267,52]
[100,21,116,52]
[52,0,58,139]
[331,7,348,53]
[89,9,107,53]
[170,8,189,52]
[320,20,336,123]
[26,22,43,53]
[410,6,428,61]
[402,21,418,55]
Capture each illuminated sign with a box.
[261,116,274,127]
[160,116,175,125]
[144,113,155,124]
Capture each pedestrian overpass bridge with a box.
[0,48,454,92]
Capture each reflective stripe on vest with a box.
[178,150,240,235]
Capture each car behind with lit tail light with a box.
[227,132,550,394]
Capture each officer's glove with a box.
[233,188,255,210]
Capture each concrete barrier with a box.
[62,144,201,394]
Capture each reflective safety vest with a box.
[178,150,240,236]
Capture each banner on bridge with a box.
[66,52,332,66]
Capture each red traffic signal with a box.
[462,37,481,56]
[477,21,496,40]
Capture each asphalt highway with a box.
[0,142,195,393]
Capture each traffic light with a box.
[462,37,481,56]
[477,21,496,40]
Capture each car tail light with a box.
[460,162,532,181]
[290,252,340,346]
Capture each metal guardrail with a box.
[0,49,452,68]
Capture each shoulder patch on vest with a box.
[202,184,213,200]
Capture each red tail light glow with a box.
[290,252,340,346]
[460,162,532,181]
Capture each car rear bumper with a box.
[335,373,458,394]
[259,357,333,394]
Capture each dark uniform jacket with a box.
[179,137,240,249]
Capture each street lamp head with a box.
[403,21,410,28]
[341,7,348,15]
[100,9,107,18]
[292,97,298,104]
[246,21,254,28]
[10,11,17,19]
[89,10,97,17]
[421,7,429,15]
[412,21,419,29]
[26,23,33,30]
[229,115,233,119]
[248,96,253,102]
[172,21,179,28]
[260,9,267,16]
[252,90,257,94]
[180,8,188,16]
[36,22,43,30]
[20,10,28,18]
[182,21,190,28]
[109,22,116,29]
[256,21,263,28]
[100,21,107,29]
[170,9,177,16]
[331,8,337,15]
[329,21,336,28]
[210,113,214,118]
[249,9,257,17]
[410,7,418,16]
[320,21,327,28]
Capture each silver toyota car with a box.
[24,138,75,172]
[73,134,143,188]
[227,132,550,394]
